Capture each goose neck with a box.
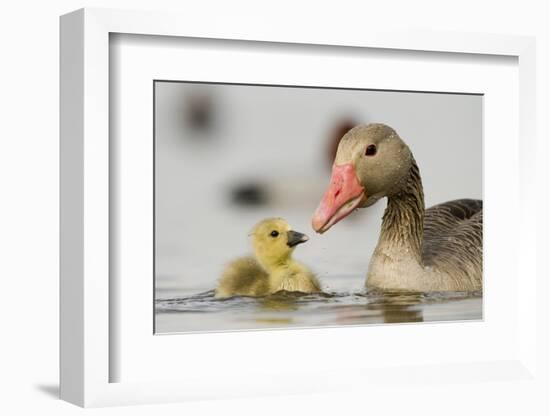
[378,158,425,262]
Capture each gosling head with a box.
[250,218,309,269]
[312,123,412,233]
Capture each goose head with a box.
[312,123,412,233]
[251,218,309,268]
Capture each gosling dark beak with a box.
[287,230,309,247]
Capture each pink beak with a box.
[312,163,365,233]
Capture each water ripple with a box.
[156,289,481,315]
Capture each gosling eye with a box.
[270,230,279,238]
[365,144,377,156]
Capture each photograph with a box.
[154,81,483,334]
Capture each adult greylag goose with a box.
[312,123,482,292]
[215,218,322,298]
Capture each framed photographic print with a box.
[60,8,538,407]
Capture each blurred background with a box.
[154,81,482,299]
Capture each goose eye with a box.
[365,144,377,156]
[270,230,279,238]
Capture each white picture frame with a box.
[60,7,538,407]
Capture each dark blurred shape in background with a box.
[183,92,216,134]
[230,181,270,206]
[326,119,358,169]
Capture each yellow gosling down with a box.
[215,218,322,298]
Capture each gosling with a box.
[215,218,322,298]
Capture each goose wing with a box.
[422,199,483,287]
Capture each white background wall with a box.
[1,1,548,415]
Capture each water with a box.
[155,275,482,334]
